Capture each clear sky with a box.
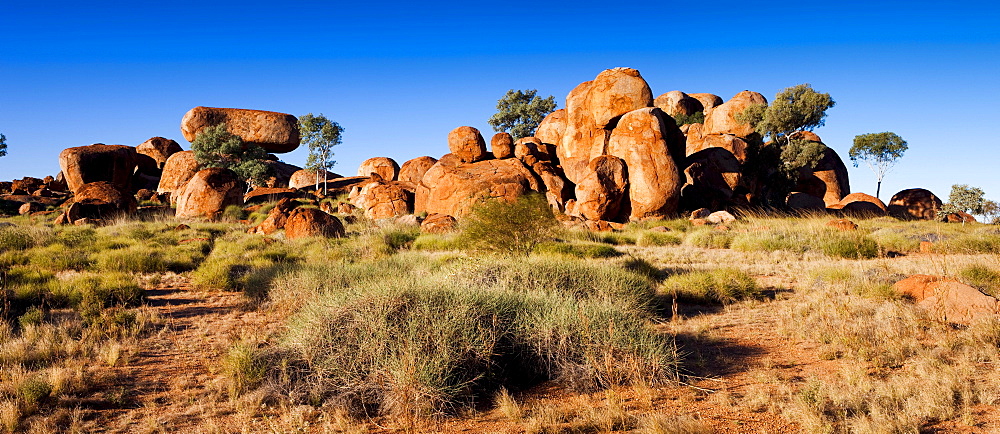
[1,0,998,204]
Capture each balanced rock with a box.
[415,155,540,218]
[284,207,344,239]
[607,108,681,220]
[180,107,300,153]
[136,137,183,169]
[888,188,942,220]
[893,275,1000,325]
[175,168,244,220]
[398,156,438,185]
[58,144,138,193]
[491,133,514,159]
[448,126,488,164]
[588,67,653,128]
[357,157,399,180]
[703,91,767,138]
[157,151,201,199]
[573,155,628,221]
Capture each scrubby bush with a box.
[820,235,879,259]
[959,265,1000,297]
[636,231,683,247]
[534,241,621,258]
[684,228,733,249]
[460,194,559,256]
[0,226,33,251]
[661,268,761,305]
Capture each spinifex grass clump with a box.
[263,253,676,418]
[459,194,559,256]
[660,268,761,305]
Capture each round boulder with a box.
[175,168,244,220]
[136,137,183,169]
[588,67,654,128]
[58,144,138,194]
[284,207,345,239]
[398,156,438,185]
[447,126,488,164]
[157,151,201,198]
[357,157,400,181]
[491,132,514,159]
[888,188,942,220]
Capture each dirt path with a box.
[88,275,274,433]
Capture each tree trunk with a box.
[876,181,882,200]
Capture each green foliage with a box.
[672,111,704,126]
[223,341,267,398]
[684,228,733,249]
[820,236,879,259]
[460,194,559,256]
[779,138,828,173]
[982,200,1000,224]
[299,113,343,193]
[487,89,557,140]
[661,268,761,305]
[0,226,33,251]
[959,265,1000,297]
[942,184,986,216]
[191,123,271,188]
[0,132,7,158]
[636,231,683,247]
[849,132,908,198]
[534,241,621,258]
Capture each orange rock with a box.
[18,202,42,215]
[243,187,300,204]
[606,108,682,220]
[262,160,302,188]
[535,109,567,153]
[687,93,724,115]
[557,80,607,185]
[681,148,744,211]
[448,126,488,164]
[920,241,934,253]
[893,275,1000,325]
[888,188,942,220]
[398,156,438,185]
[136,137,182,169]
[288,169,340,190]
[357,157,400,181]
[175,168,244,220]
[420,213,457,234]
[654,91,702,117]
[945,211,977,223]
[337,202,356,215]
[415,156,540,218]
[795,147,851,207]
[573,155,628,221]
[826,218,858,231]
[583,219,615,232]
[58,144,138,194]
[249,197,298,235]
[836,192,887,217]
[686,131,748,163]
[180,106,300,154]
[588,67,653,128]
[73,181,137,218]
[356,178,413,220]
[284,207,344,239]
[702,91,767,138]
[491,132,514,159]
[157,151,201,200]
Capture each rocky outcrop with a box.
[606,108,681,220]
[945,211,977,223]
[681,148,746,211]
[355,176,413,219]
[263,160,301,188]
[573,156,628,221]
[249,197,298,235]
[832,192,887,217]
[894,275,1000,325]
[685,125,749,162]
[357,157,400,181]
[888,188,942,220]
[180,107,300,153]
[136,137,182,169]
[398,156,438,185]
[58,144,138,193]
[448,126,488,164]
[702,91,767,138]
[175,168,244,220]
[243,187,301,204]
[415,155,540,218]
[157,151,201,198]
[491,133,514,159]
[687,93,724,115]
[284,207,344,239]
[535,109,567,153]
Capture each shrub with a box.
[820,235,879,259]
[15,376,51,408]
[959,265,1000,297]
[412,233,463,251]
[636,231,682,247]
[684,228,732,249]
[0,226,32,251]
[223,341,267,398]
[222,204,246,222]
[459,194,559,256]
[661,268,762,304]
[534,241,621,258]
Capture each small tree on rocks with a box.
[0,132,7,158]
[191,123,271,192]
[488,89,557,140]
[299,113,343,195]
[849,132,908,199]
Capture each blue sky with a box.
[1,1,998,203]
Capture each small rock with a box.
[826,218,858,231]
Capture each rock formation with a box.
[573,155,628,221]
[284,207,344,239]
[357,157,400,180]
[289,169,340,190]
[491,133,514,159]
[606,108,682,220]
[398,156,438,185]
[894,275,1000,325]
[175,168,244,220]
[415,155,540,218]
[157,151,201,199]
[888,188,941,220]
[58,144,138,193]
[180,107,300,153]
[136,137,183,169]
[448,126,489,164]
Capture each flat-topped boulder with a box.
[180,106,300,153]
[58,144,138,193]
